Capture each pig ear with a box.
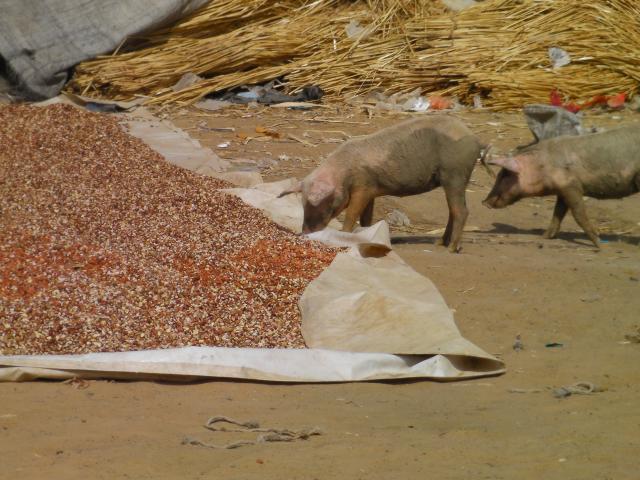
[307,180,335,206]
[488,156,520,173]
[277,181,303,198]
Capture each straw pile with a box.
[403,0,640,108]
[69,0,640,109]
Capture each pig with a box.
[278,116,489,252]
[483,123,640,248]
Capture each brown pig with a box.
[279,116,488,252]
[483,124,640,248]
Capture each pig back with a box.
[363,117,481,196]
[535,124,640,198]
[329,117,481,196]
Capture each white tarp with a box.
[0,347,499,383]
[0,104,504,382]
[301,249,492,357]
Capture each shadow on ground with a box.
[391,222,640,247]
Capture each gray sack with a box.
[0,0,207,99]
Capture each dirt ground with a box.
[1,104,640,480]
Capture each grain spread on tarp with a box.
[0,104,336,355]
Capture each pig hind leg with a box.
[359,199,375,227]
[440,174,471,253]
[561,188,600,248]
[543,196,568,239]
[342,188,375,232]
[435,203,455,248]
[436,217,454,248]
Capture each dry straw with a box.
[69,0,640,109]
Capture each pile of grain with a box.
[69,0,640,109]
[0,104,336,355]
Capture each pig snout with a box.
[482,170,522,209]
[483,192,509,209]
[482,197,496,209]
[301,212,331,234]
[302,199,336,234]
[482,189,507,209]
[482,180,504,208]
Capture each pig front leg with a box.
[359,199,375,227]
[342,188,374,232]
[560,188,600,248]
[543,196,568,239]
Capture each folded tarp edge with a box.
[0,347,505,383]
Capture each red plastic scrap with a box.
[580,95,608,109]
[429,95,453,110]
[563,102,581,114]
[549,89,626,112]
[550,89,563,107]
[606,92,626,109]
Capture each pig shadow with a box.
[390,223,640,247]
[486,222,640,247]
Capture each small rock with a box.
[624,327,640,344]
[387,209,411,227]
[513,334,524,352]
[580,293,601,303]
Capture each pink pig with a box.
[483,124,640,248]
[279,116,489,252]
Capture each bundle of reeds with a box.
[403,0,640,108]
[70,0,640,109]
[70,0,440,103]
[71,0,335,99]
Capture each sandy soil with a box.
[1,104,639,480]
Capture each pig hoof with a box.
[437,236,453,247]
[448,244,461,254]
[543,230,557,239]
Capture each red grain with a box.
[0,104,336,355]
